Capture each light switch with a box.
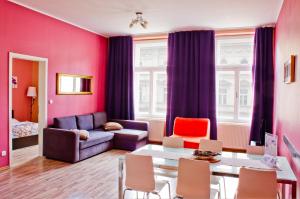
[1,151,7,157]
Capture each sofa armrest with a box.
[43,128,80,163]
[110,119,149,131]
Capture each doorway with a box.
[8,52,48,167]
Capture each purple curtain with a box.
[250,27,274,144]
[166,31,217,139]
[106,36,134,120]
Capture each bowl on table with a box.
[193,150,221,161]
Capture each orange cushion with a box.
[173,117,209,137]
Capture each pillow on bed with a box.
[103,122,123,131]
[71,129,90,140]
[12,118,19,125]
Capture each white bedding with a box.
[12,119,38,138]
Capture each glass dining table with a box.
[118,144,297,199]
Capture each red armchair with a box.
[171,117,210,149]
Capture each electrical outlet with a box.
[1,151,7,157]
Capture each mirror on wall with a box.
[56,73,93,95]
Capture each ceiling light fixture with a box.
[129,12,148,29]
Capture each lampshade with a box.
[27,86,37,98]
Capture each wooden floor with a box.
[1,147,238,199]
[11,145,40,167]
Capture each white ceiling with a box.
[9,0,283,37]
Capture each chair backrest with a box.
[176,158,211,198]
[173,117,210,138]
[199,139,223,153]
[163,137,184,148]
[125,154,155,192]
[246,145,265,155]
[236,167,278,199]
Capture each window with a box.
[134,40,167,117]
[216,36,254,122]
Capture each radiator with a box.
[139,118,250,149]
[217,122,250,150]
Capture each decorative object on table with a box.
[284,55,296,83]
[263,133,278,168]
[12,76,18,88]
[193,150,221,163]
[27,86,37,121]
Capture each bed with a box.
[12,114,39,150]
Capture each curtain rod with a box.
[133,28,255,41]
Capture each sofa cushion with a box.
[112,129,148,141]
[79,131,114,150]
[54,116,77,129]
[71,129,90,140]
[104,122,123,131]
[76,114,94,130]
[93,112,107,129]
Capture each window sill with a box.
[136,116,166,122]
[217,121,251,126]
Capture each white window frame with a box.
[216,65,252,123]
[133,39,167,118]
[216,35,254,123]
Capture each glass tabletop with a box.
[131,144,297,183]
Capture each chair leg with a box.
[136,191,139,199]
[222,176,227,199]
[152,192,162,199]
[123,188,129,199]
[167,181,172,199]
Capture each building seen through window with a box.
[216,36,254,122]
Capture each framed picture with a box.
[284,55,296,84]
[12,76,18,88]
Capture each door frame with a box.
[8,52,48,167]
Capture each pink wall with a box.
[0,0,108,167]
[12,59,38,122]
[275,0,300,197]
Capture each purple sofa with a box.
[43,112,148,163]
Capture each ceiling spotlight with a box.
[129,12,148,29]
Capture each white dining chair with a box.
[123,154,171,199]
[155,137,184,178]
[162,136,184,148]
[199,139,226,198]
[199,139,223,153]
[246,145,265,155]
[174,158,220,199]
[235,167,278,199]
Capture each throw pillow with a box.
[71,129,90,140]
[103,122,123,131]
